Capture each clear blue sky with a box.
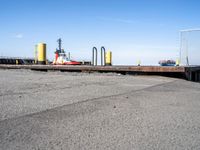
[0,0,200,65]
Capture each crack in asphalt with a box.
[0,80,177,123]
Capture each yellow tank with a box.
[106,51,112,66]
[37,43,46,64]
[176,59,180,66]
[137,60,141,66]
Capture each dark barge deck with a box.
[0,65,200,82]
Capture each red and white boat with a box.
[53,52,81,65]
[52,38,81,65]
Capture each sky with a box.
[0,0,200,65]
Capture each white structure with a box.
[180,29,200,66]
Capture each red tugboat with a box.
[53,38,81,65]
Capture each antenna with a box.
[57,38,62,52]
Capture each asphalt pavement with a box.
[0,69,200,150]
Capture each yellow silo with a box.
[37,43,46,64]
[105,51,112,66]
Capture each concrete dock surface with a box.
[0,69,200,150]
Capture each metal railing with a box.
[92,46,106,66]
